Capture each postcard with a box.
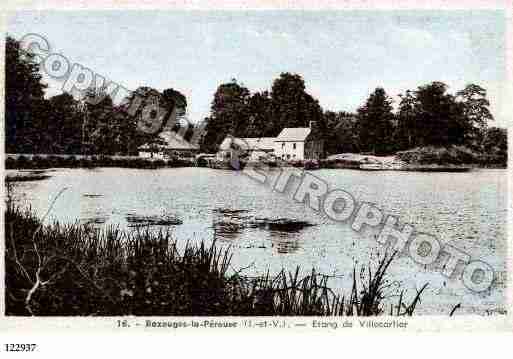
[1,1,511,347]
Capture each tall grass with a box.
[5,200,428,316]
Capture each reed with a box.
[5,201,428,316]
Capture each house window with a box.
[293,143,296,150]
[282,142,285,148]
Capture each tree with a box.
[201,79,251,152]
[162,88,188,127]
[82,89,118,154]
[45,93,83,154]
[162,88,187,113]
[356,87,395,154]
[201,74,328,152]
[270,73,323,132]
[161,88,193,140]
[323,111,359,155]
[482,127,506,151]
[246,91,273,137]
[396,90,418,150]
[456,84,494,148]
[117,86,179,155]
[5,35,47,153]
[482,127,507,165]
[413,82,466,147]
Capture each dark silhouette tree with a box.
[270,72,323,132]
[357,87,395,154]
[413,82,466,147]
[456,84,494,148]
[396,90,418,150]
[5,35,47,153]
[323,111,359,154]
[246,91,273,137]
[201,79,251,152]
[162,87,188,128]
[481,127,507,165]
[44,93,83,154]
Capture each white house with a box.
[138,131,199,159]
[216,122,324,163]
[274,124,324,161]
[217,136,275,162]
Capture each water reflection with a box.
[81,214,108,225]
[269,231,302,254]
[212,208,248,239]
[125,212,183,227]
[212,207,312,253]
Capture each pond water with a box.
[8,167,507,315]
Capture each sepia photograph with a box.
[1,2,511,344]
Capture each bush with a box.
[79,157,94,168]
[47,155,62,167]
[98,156,114,167]
[5,157,16,169]
[15,155,29,169]
[397,146,479,165]
[31,155,42,165]
[63,155,78,167]
[129,158,147,168]
[153,159,166,167]
[32,155,52,168]
[304,160,319,170]
[196,157,208,167]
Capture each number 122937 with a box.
[4,344,37,352]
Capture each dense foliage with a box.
[5,36,188,156]
[201,77,504,161]
[5,35,506,164]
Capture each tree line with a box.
[5,36,188,156]
[200,74,505,160]
[5,35,506,162]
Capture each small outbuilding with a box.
[138,131,199,159]
[217,136,275,162]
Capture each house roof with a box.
[139,131,199,151]
[241,137,276,150]
[275,127,311,142]
[219,136,275,151]
[219,137,242,151]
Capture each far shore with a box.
[4,147,506,173]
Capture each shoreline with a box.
[4,152,506,172]
[5,153,195,170]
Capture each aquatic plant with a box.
[5,200,428,316]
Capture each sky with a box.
[8,10,508,126]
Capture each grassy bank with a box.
[397,146,506,168]
[5,200,430,316]
[5,154,194,170]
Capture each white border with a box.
[0,0,512,336]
